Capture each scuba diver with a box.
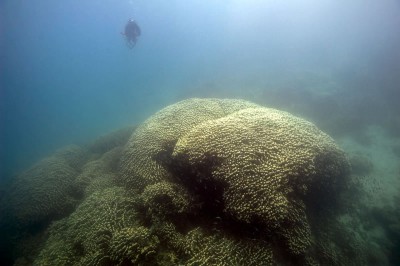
[121,19,141,49]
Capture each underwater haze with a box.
[1,0,400,265]
[1,0,400,179]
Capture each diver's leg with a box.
[126,40,133,49]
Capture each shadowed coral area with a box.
[86,126,136,155]
[183,227,274,266]
[74,146,124,197]
[34,187,144,265]
[0,145,88,228]
[1,98,390,265]
[141,181,192,218]
[0,128,134,265]
[120,98,260,191]
[170,105,350,262]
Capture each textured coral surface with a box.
[1,99,384,266]
[120,98,260,191]
[0,145,87,227]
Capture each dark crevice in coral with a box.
[72,241,85,257]
[161,152,280,250]
[152,141,177,169]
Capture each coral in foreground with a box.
[2,98,389,265]
[120,98,260,191]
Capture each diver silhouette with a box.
[121,19,141,49]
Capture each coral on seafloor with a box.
[120,98,260,191]
[0,145,88,228]
[0,128,133,265]
[0,98,392,265]
[170,106,350,260]
[34,187,145,265]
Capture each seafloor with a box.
[0,98,399,266]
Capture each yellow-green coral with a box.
[172,107,349,257]
[116,98,350,263]
[109,226,159,264]
[34,187,140,265]
[1,132,132,264]
[4,98,361,265]
[53,145,89,171]
[1,153,80,226]
[120,98,260,191]
[87,126,135,155]
[74,147,123,197]
[141,181,192,217]
[151,222,273,265]
[184,228,273,266]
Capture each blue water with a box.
[1,1,400,265]
[1,1,399,179]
